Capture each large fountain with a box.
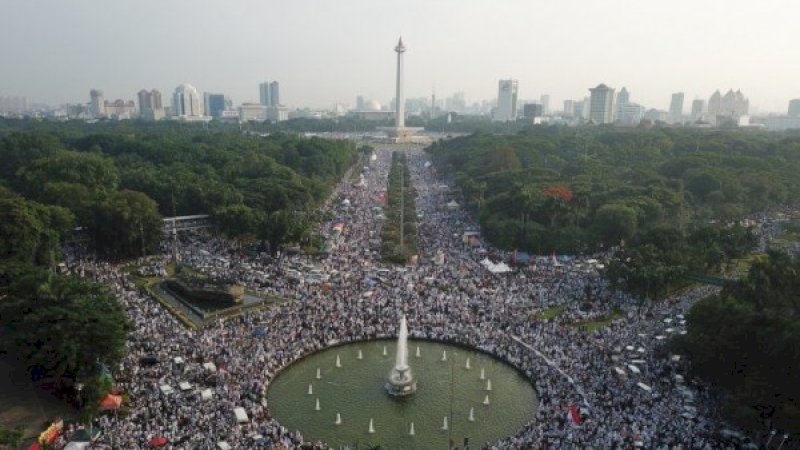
[385,315,417,397]
[267,323,538,447]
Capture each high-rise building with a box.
[269,81,280,106]
[89,89,106,118]
[137,89,164,120]
[563,100,575,117]
[494,79,518,122]
[356,95,365,111]
[523,103,543,119]
[615,87,630,121]
[707,89,748,124]
[259,81,280,106]
[691,99,705,121]
[172,83,203,117]
[204,93,227,118]
[708,90,722,117]
[669,92,685,123]
[539,94,550,115]
[619,103,645,126]
[788,99,800,117]
[588,84,615,124]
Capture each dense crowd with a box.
[60,146,775,449]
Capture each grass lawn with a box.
[534,305,566,321]
[572,308,624,332]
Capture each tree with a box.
[0,266,130,382]
[593,203,638,245]
[91,190,162,259]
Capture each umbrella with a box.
[99,393,122,410]
[149,436,168,447]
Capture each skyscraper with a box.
[89,89,106,118]
[708,90,722,117]
[204,93,227,118]
[269,81,280,106]
[691,99,705,121]
[563,100,575,117]
[669,92,685,123]
[615,87,630,121]
[539,94,550,115]
[494,79,518,122]
[588,84,614,124]
[172,83,203,117]
[259,82,271,106]
[259,81,280,107]
[788,99,800,117]
[137,89,164,120]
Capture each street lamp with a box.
[75,382,84,409]
[766,430,777,447]
[777,434,789,450]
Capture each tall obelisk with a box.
[394,36,406,129]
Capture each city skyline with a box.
[2,0,800,112]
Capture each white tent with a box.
[201,388,213,400]
[637,382,652,392]
[179,381,192,391]
[234,407,249,423]
[627,364,641,374]
[203,362,217,372]
[159,384,174,394]
[217,442,232,450]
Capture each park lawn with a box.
[535,305,566,321]
[572,308,624,332]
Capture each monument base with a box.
[385,366,417,397]
[378,126,425,143]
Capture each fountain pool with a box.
[267,339,538,448]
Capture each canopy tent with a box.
[99,393,122,411]
[201,388,214,400]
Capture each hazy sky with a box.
[2,0,799,112]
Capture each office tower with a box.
[269,81,280,106]
[89,89,106,118]
[494,79,518,122]
[540,94,550,115]
[138,89,164,120]
[669,92,685,123]
[259,82,271,106]
[616,87,630,121]
[708,90,722,117]
[523,103,543,119]
[259,81,280,107]
[788,99,800,117]
[356,95,365,110]
[619,103,645,125]
[691,99,705,120]
[204,93,226,118]
[706,89,748,122]
[172,83,203,117]
[563,100,575,117]
[588,84,615,124]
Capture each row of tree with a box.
[428,127,800,296]
[0,120,358,258]
[381,152,418,264]
[0,119,358,413]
